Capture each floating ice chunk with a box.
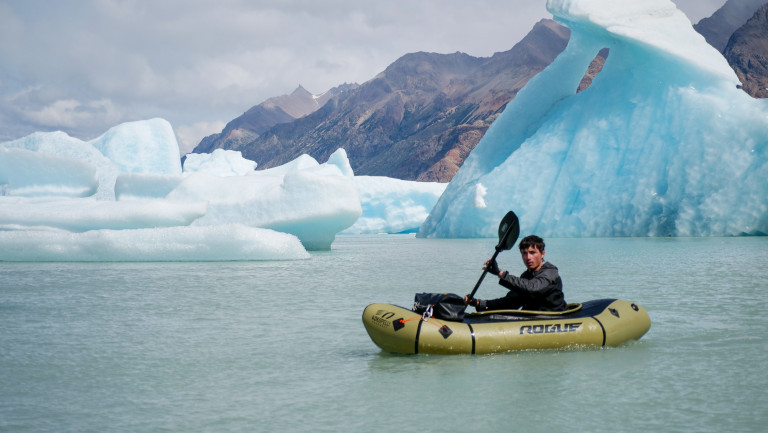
[0,197,207,232]
[344,176,446,234]
[0,224,309,262]
[182,149,257,176]
[0,130,119,200]
[115,173,185,200]
[0,117,451,259]
[90,118,182,175]
[259,154,320,176]
[325,148,355,177]
[0,147,98,197]
[166,165,361,250]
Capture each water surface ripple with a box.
[1,236,766,432]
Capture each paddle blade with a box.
[497,211,520,251]
[467,211,520,301]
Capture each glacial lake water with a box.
[1,235,766,433]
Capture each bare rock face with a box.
[194,83,357,154]
[723,3,768,99]
[694,0,767,52]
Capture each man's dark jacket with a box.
[486,261,567,311]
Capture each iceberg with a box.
[90,118,182,176]
[1,130,120,200]
[0,147,99,198]
[182,148,257,177]
[1,121,446,261]
[0,198,208,232]
[0,224,310,262]
[0,121,361,260]
[115,173,185,201]
[344,175,446,234]
[419,0,768,238]
[173,148,443,241]
[168,163,361,251]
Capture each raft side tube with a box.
[593,299,651,346]
[415,319,474,355]
[363,303,476,354]
[362,303,420,354]
[470,316,605,354]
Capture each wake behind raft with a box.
[361,211,650,354]
[362,298,651,355]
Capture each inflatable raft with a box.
[362,298,651,355]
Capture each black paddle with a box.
[466,211,520,303]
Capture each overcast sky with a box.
[0,0,727,153]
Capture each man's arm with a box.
[498,267,559,295]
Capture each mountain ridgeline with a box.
[194,20,571,181]
[696,0,768,98]
[694,0,767,51]
[195,83,358,154]
[194,2,768,181]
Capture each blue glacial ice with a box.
[419,0,768,238]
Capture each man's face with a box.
[520,246,545,272]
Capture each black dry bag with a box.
[413,293,465,321]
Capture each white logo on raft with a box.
[519,323,582,334]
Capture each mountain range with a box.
[193,1,768,182]
[194,83,358,154]
[694,0,766,51]
[195,19,570,181]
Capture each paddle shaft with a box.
[465,210,519,303]
[466,247,502,301]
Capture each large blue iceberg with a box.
[419,0,768,238]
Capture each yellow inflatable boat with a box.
[362,298,651,355]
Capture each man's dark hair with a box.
[519,235,545,253]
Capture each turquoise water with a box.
[1,236,766,432]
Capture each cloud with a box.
[175,120,227,155]
[0,0,726,148]
[21,98,120,129]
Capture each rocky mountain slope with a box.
[723,3,768,98]
[694,0,767,52]
[195,83,358,154]
[193,19,571,181]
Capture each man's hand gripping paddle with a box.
[466,211,520,304]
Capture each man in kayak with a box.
[464,235,567,312]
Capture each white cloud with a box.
[175,120,227,155]
[23,98,121,130]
